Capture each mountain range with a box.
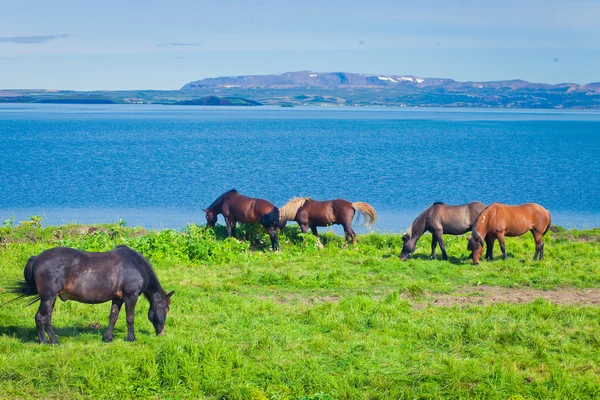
[2,71,599,109]
[180,71,600,108]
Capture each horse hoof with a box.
[103,336,113,343]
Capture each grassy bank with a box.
[1,220,599,399]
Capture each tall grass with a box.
[1,221,599,399]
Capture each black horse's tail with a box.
[4,256,40,306]
[260,207,280,228]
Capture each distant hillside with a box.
[174,96,261,106]
[181,71,600,109]
[2,72,599,109]
[0,93,119,104]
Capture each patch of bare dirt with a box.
[257,293,341,305]
[416,285,600,309]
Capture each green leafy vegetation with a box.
[1,220,599,399]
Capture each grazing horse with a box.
[11,245,174,344]
[400,201,486,261]
[204,189,280,250]
[467,203,551,265]
[278,198,376,246]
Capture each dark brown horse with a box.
[400,201,486,261]
[278,198,376,246]
[204,189,280,250]
[467,203,551,264]
[11,245,174,344]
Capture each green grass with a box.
[1,221,599,399]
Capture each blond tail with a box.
[351,202,377,226]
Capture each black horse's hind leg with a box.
[124,296,139,342]
[35,297,58,344]
[267,226,279,251]
[103,299,123,342]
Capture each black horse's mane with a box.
[207,189,238,210]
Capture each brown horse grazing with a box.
[204,189,280,250]
[11,245,174,344]
[467,203,551,265]
[278,198,376,245]
[400,201,486,261]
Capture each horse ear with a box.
[166,291,174,298]
[477,236,484,245]
[202,209,208,213]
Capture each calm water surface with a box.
[1,104,599,231]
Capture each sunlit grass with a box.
[0,221,599,399]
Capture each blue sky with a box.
[0,0,598,90]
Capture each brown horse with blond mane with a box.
[467,203,551,265]
[278,198,376,246]
[204,189,280,250]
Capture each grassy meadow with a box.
[1,218,600,399]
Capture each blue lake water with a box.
[1,104,599,231]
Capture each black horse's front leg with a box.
[432,231,448,261]
[225,217,237,238]
[103,299,123,342]
[430,234,438,260]
[124,296,138,342]
[267,226,279,250]
[485,236,495,260]
[230,220,237,239]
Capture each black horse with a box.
[204,189,280,250]
[400,201,486,260]
[12,245,173,344]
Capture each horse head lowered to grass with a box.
[12,245,173,344]
[400,201,486,261]
[204,189,280,250]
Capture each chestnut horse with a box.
[10,245,173,344]
[400,201,486,261]
[204,189,280,250]
[278,198,376,246]
[467,203,551,264]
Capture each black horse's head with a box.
[467,235,485,265]
[204,209,217,227]
[399,233,417,261]
[148,290,174,335]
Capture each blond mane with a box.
[279,197,311,222]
